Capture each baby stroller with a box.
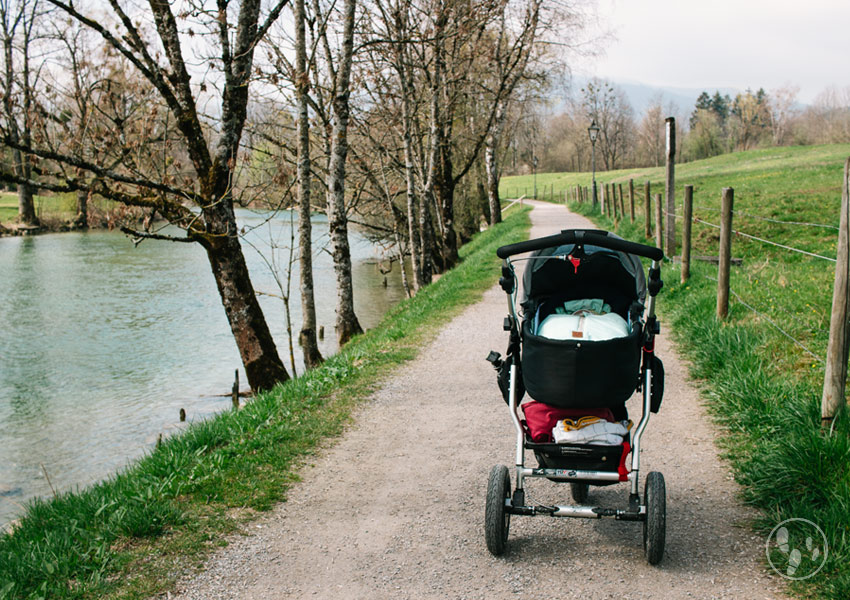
[485,229,666,564]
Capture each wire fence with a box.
[692,203,839,230]
[691,216,837,262]
[593,178,840,367]
[702,275,825,363]
[685,192,834,365]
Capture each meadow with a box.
[501,144,850,599]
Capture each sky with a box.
[574,0,850,106]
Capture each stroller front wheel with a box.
[643,471,666,564]
[485,465,511,555]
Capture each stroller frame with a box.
[486,229,666,563]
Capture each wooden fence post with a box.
[681,185,693,284]
[644,181,652,239]
[618,183,625,217]
[629,179,635,222]
[822,158,850,426]
[717,187,734,320]
[665,117,676,259]
[655,193,663,250]
[614,185,621,224]
[599,184,608,215]
[611,184,619,219]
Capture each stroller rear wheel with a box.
[485,465,511,555]
[643,471,666,564]
[570,482,589,504]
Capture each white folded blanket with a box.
[552,417,629,445]
[537,312,629,341]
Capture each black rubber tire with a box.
[570,482,589,504]
[643,471,666,565]
[485,465,511,556]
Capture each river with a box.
[0,210,406,527]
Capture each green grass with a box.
[543,145,850,599]
[0,205,531,600]
[0,192,79,224]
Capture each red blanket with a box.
[521,401,615,443]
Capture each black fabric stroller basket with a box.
[528,440,626,473]
[518,239,645,409]
[521,321,641,408]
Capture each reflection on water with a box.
[0,210,406,525]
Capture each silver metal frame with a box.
[502,256,661,519]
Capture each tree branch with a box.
[120,225,198,245]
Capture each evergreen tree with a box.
[710,91,730,121]
[690,91,712,128]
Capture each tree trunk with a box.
[16,177,36,225]
[485,142,501,225]
[486,101,507,226]
[425,6,457,271]
[74,189,88,229]
[205,211,289,391]
[419,190,434,284]
[399,72,422,291]
[295,0,323,369]
[404,148,423,290]
[326,0,362,346]
[437,176,458,269]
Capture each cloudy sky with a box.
[575,0,850,105]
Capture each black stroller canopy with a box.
[519,231,647,309]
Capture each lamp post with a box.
[532,155,538,200]
[588,119,600,207]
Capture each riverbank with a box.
[0,206,531,599]
[0,191,136,237]
[0,212,409,528]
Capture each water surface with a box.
[0,210,405,525]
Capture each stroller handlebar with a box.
[496,229,664,262]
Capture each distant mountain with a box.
[616,81,741,115]
[564,76,742,117]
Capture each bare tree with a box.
[294,0,324,367]
[637,94,665,167]
[325,0,363,345]
[1,0,295,391]
[581,78,634,171]
[0,0,41,226]
[483,0,544,226]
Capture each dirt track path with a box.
[170,201,786,600]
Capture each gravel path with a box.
[169,201,787,600]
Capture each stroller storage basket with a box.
[527,440,627,473]
[521,318,641,408]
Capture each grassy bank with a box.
[524,146,850,599]
[0,192,124,230]
[0,192,77,224]
[0,206,531,600]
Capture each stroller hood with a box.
[519,230,647,308]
